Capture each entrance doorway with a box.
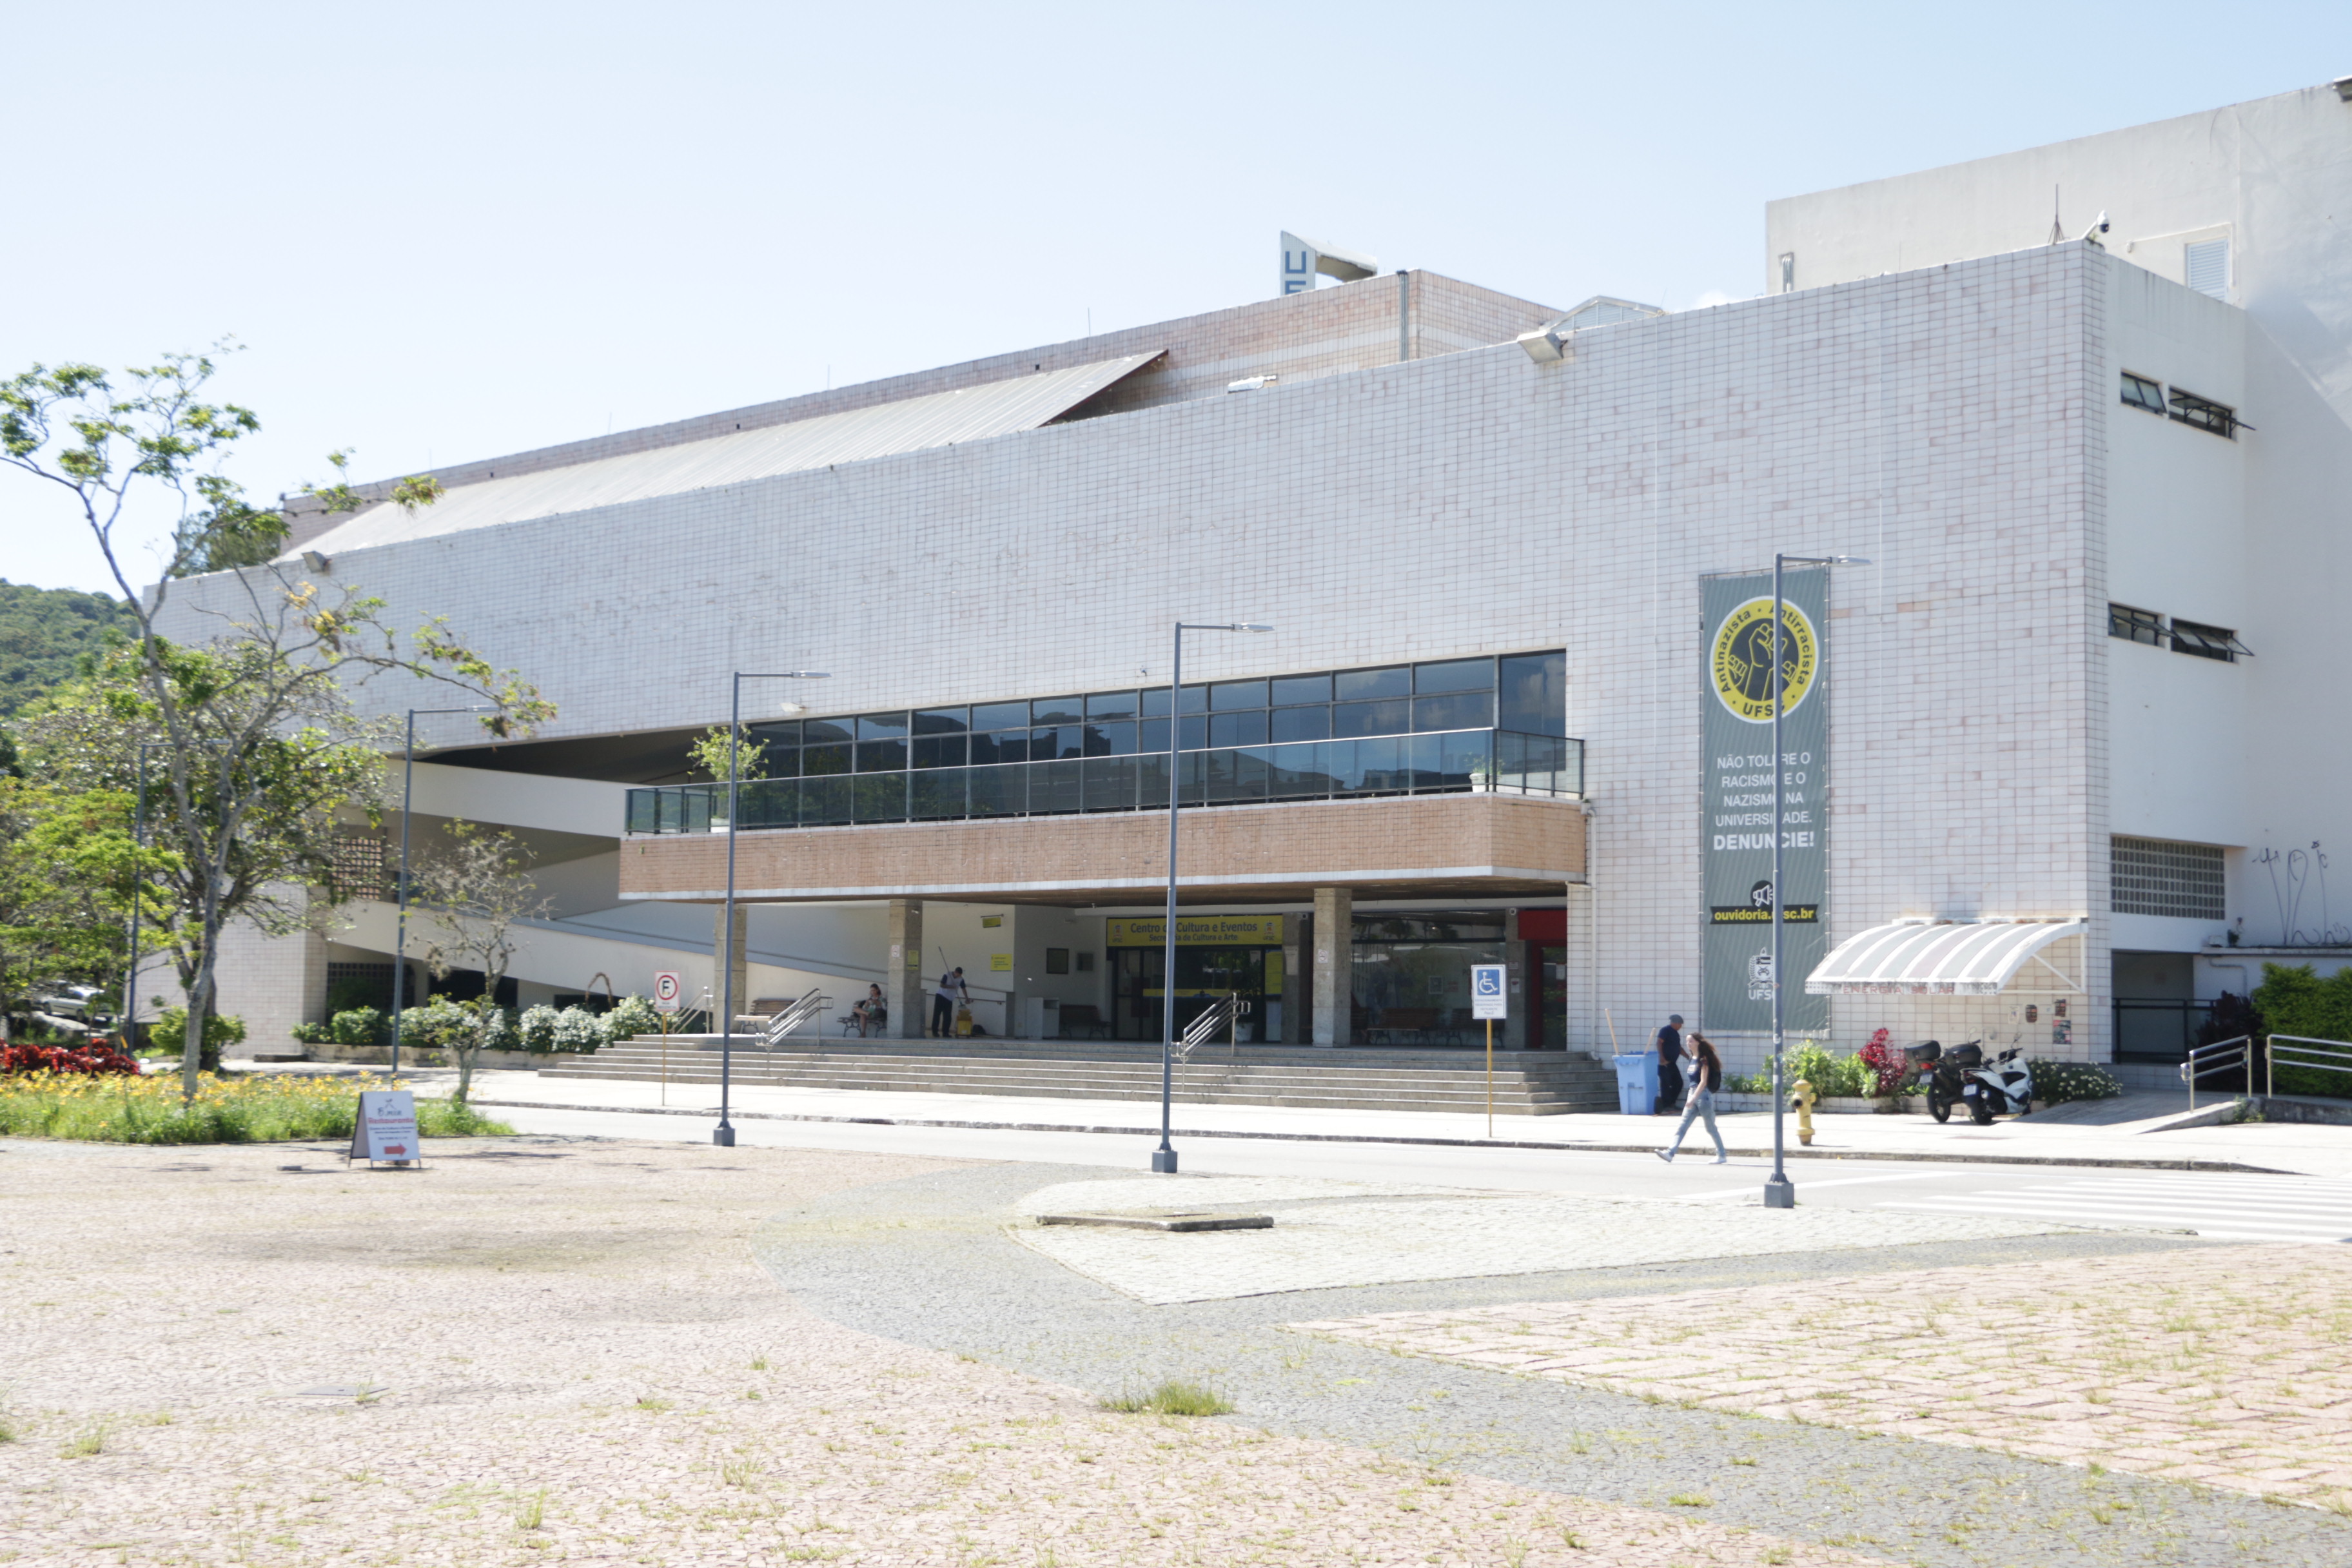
[1534,943,1567,1050]
[1112,945,1279,1044]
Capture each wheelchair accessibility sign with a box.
[1470,963,1508,1021]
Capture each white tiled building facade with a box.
[161,81,2352,1074]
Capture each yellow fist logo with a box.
[1712,598,1817,723]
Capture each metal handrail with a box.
[2181,1034,2253,1111]
[756,987,830,1049]
[2266,1035,2352,1099]
[1175,992,1246,1063]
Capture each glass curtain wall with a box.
[628,651,1575,833]
[1349,916,1505,1047]
[634,649,1571,832]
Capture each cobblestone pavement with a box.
[761,1162,2352,1567]
[1292,1246,2352,1509]
[1012,1175,2079,1302]
[0,1137,1877,1568]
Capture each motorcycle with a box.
[1903,1039,2035,1126]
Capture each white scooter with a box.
[1904,1039,2035,1126]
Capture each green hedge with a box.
[2247,963,2352,1099]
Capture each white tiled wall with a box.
[167,246,2133,1073]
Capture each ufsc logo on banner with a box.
[652,972,684,1014]
[1470,963,1509,1021]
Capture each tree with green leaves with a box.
[0,580,137,721]
[1,346,554,1098]
[688,723,768,783]
[0,779,155,1039]
[413,819,547,1105]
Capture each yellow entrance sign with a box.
[1108,916,1284,948]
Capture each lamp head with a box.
[1232,623,1274,633]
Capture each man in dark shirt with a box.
[1654,1014,1685,1114]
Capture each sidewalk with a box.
[235,1057,2352,1177]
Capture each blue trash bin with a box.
[1612,1052,1658,1115]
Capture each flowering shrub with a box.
[603,995,661,1041]
[1857,1028,1912,1097]
[549,1007,604,1053]
[0,1069,512,1142]
[518,1004,560,1052]
[2030,1059,2121,1105]
[1,1039,141,1077]
[520,1003,609,1054]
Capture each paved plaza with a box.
[1012,1175,2077,1302]
[7,1125,2350,1567]
[0,1137,1881,1568]
[1294,1246,2352,1508]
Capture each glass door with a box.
[1536,943,1567,1050]
[1113,946,1271,1044]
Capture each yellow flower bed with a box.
[0,1070,512,1144]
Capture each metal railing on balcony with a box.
[624,728,1582,836]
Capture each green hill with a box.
[0,579,137,718]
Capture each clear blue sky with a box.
[5,1,2344,593]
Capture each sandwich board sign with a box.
[653,971,685,1014]
[1470,964,1508,1021]
[349,1090,422,1168]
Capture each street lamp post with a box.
[1765,553,1867,1210]
[1153,622,1271,1175]
[715,671,829,1148]
[391,706,495,1079]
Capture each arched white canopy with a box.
[1805,919,2086,996]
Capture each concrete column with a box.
[1311,887,1352,1046]
[887,899,923,1039]
[1503,907,1529,1052]
[714,905,748,1027]
[1279,914,1304,1044]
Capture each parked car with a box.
[33,982,104,1020]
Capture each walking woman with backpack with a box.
[1656,1030,1729,1164]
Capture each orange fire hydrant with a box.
[1790,1078,1818,1146]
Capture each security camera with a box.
[2075,211,2110,247]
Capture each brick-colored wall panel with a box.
[623,794,1585,903]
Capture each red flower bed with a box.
[1,1039,142,1077]
[1857,1026,1910,1097]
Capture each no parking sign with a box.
[653,972,684,1014]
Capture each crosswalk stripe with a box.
[1883,1202,2348,1237]
[1968,1192,2352,1216]
[1876,1173,2352,1242]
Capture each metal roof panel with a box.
[289,351,1163,557]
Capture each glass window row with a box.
[628,730,1582,834]
[742,651,1565,777]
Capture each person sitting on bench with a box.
[850,984,887,1038]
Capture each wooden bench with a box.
[1057,1004,1110,1040]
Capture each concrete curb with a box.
[465,1099,2293,1174]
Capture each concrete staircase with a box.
[538,1036,1620,1116]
